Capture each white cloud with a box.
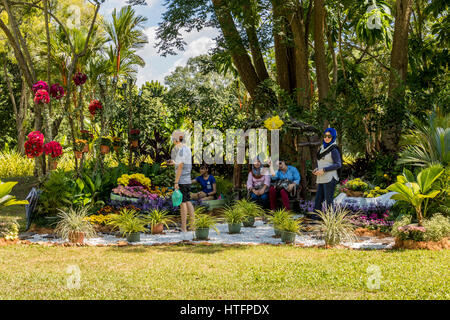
[136,26,219,86]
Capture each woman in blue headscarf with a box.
[312,127,342,214]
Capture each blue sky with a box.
[99,0,219,86]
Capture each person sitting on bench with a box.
[247,155,270,207]
[268,159,301,211]
[191,164,216,201]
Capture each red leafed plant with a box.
[44,141,63,159]
[80,130,94,142]
[34,89,50,104]
[89,99,103,116]
[73,72,87,86]
[24,131,44,158]
[50,83,65,100]
[129,129,140,140]
[32,81,49,94]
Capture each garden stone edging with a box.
[333,192,398,208]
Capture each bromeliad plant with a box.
[54,206,97,243]
[314,205,357,247]
[107,208,148,237]
[387,165,444,226]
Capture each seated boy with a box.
[191,164,216,201]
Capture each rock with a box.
[18,232,36,240]
[334,192,398,209]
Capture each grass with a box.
[0,244,448,300]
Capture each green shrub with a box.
[391,215,412,239]
[38,170,74,216]
[215,176,233,196]
[422,214,450,241]
[0,150,34,178]
[0,216,19,240]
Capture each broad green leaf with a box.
[0,181,18,198]
[402,169,415,183]
[417,165,444,193]
[76,178,85,192]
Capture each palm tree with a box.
[103,5,148,82]
[398,108,450,167]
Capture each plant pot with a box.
[243,216,255,227]
[68,231,85,244]
[281,231,296,244]
[74,151,83,159]
[151,223,164,234]
[228,223,241,234]
[126,232,140,243]
[100,145,110,155]
[82,144,89,153]
[195,228,210,240]
[274,227,281,237]
[131,140,138,147]
[345,190,364,197]
[49,160,58,170]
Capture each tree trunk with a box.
[211,0,260,99]
[272,0,296,95]
[381,0,413,154]
[289,4,312,109]
[313,0,330,107]
[241,0,270,81]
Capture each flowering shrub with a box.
[80,130,94,142]
[73,72,87,86]
[88,99,103,116]
[349,215,394,233]
[129,129,140,140]
[364,186,389,198]
[299,200,314,213]
[85,214,115,226]
[117,173,151,190]
[112,185,159,201]
[43,141,63,159]
[33,89,50,104]
[50,83,64,99]
[24,131,44,158]
[264,115,284,130]
[32,81,49,94]
[343,178,370,192]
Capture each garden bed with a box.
[18,220,395,250]
[393,237,450,251]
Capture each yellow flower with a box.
[264,116,284,130]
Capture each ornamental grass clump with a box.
[191,207,220,239]
[54,207,96,242]
[107,208,148,237]
[267,208,294,233]
[234,199,264,227]
[314,205,357,246]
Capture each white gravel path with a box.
[24,220,394,250]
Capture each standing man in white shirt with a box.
[167,130,195,233]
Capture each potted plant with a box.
[112,136,123,152]
[108,208,147,242]
[234,199,264,227]
[99,137,112,155]
[341,178,369,197]
[223,205,245,234]
[279,217,304,244]
[314,205,357,247]
[191,207,219,240]
[129,129,140,147]
[80,130,94,153]
[267,208,293,237]
[74,139,87,159]
[54,207,96,244]
[43,141,63,170]
[147,208,175,234]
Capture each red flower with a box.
[34,89,50,104]
[32,81,49,94]
[24,131,44,158]
[44,141,63,159]
[50,83,65,100]
[73,72,87,86]
[88,100,103,116]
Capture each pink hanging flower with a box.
[50,83,65,100]
[44,141,63,159]
[34,89,50,104]
[32,81,49,94]
[73,72,87,86]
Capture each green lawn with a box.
[0,244,448,300]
